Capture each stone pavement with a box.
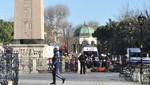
[18,72,147,85]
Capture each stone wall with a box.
[9,44,49,73]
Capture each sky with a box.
[0,0,150,26]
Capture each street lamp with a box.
[128,22,132,64]
[137,14,146,83]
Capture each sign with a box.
[82,47,98,51]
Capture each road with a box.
[18,72,147,85]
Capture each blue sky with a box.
[0,0,149,26]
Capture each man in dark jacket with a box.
[78,52,87,74]
[50,47,66,85]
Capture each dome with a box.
[74,24,95,36]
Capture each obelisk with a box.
[13,0,47,73]
[14,0,44,40]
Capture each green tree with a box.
[0,20,14,44]
[92,19,115,54]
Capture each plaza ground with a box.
[18,72,147,85]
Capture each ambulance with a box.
[81,45,100,68]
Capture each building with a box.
[73,24,97,53]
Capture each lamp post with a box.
[137,14,146,83]
[128,22,132,64]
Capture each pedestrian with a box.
[78,52,86,74]
[64,53,70,72]
[50,47,66,85]
[71,55,77,72]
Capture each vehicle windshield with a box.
[84,51,98,57]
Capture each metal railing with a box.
[0,53,19,85]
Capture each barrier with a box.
[0,46,19,85]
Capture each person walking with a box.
[50,47,66,85]
[78,52,86,74]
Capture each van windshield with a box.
[84,51,98,57]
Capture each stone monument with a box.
[12,0,48,73]
[14,0,44,40]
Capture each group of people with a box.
[50,47,93,84]
[101,57,112,69]
[64,52,91,74]
[64,53,78,72]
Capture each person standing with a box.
[78,52,86,74]
[50,47,66,85]
[64,53,70,72]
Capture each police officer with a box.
[50,47,66,85]
[78,52,86,74]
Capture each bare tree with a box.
[116,5,138,23]
[87,21,99,30]
[44,4,69,44]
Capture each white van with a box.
[81,45,100,68]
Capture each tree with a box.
[117,5,150,53]
[92,19,115,54]
[0,19,14,44]
[92,19,129,55]
[87,21,99,30]
[44,4,70,44]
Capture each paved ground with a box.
[18,72,148,85]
